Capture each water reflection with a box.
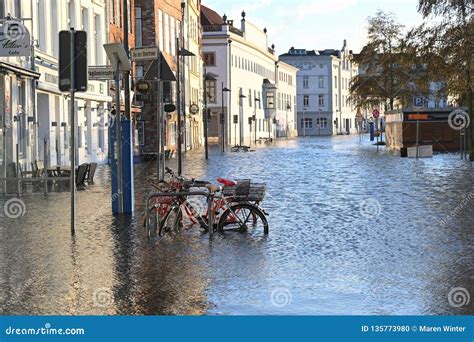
[0,136,473,315]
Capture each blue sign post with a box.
[109,119,134,214]
[369,122,375,141]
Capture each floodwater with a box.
[1,136,473,315]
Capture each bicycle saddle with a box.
[217,178,236,187]
[206,184,221,193]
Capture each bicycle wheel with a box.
[218,203,269,235]
[159,204,183,238]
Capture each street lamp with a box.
[239,92,246,146]
[221,84,231,152]
[254,97,260,144]
[286,102,291,139]
[176,38,195,176]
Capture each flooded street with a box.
[1,136,473,315]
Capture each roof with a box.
[279,47,344,58]
[201,5,223,26]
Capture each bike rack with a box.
[146,191,214,240]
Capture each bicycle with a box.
[146,168,269,239]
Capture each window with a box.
[94,14,101,64]
[318,94,325,107]
[319,76,324,88]
[164,13,170,54]
[301,118,312,129]
[303,95,309,106]
[0,0,4,18]
[204,52,216,66]
[170,17,176,55]
[248,89,252,107]
[158,10,163,51]
[135,7,142,47]
[110,0,115,23]
[335,94,338,107]
[334,76,337,88]
[303,75,309,88]
[117,0,121,27]
[266,92,275,109]
[170,122,176,146]
[127,0,131,33]
[316,118,328,128]
[206,80,216,103]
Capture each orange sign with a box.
[408,114,429,120]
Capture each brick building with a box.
[134,0,183,155]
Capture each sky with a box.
[202,0,426,55]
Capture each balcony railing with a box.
[203,24,244,37]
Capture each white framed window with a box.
[303,75,309,88]
[301,118,312,129]
[303,95,309,106]
[316,117,328,128]
[319,76,324,88]
[164,13,170,54]
[135,7,142,47]
[158,10,163,51]
[170,17,176,55]
[318,94,325,107]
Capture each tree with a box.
[350,11,424,112]
[415,0,474,159]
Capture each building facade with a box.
[134,0,182,156]
[201,7,297,146]
[182,0,203,150]
[0,4,40,178]
[280,42,359,136]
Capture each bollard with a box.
[208,193,213,239]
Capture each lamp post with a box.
[176,39,195,176]
[318,107,322,136]
[286,102,291,139]
[221,84,231,152]
[239,92,246,146]
[254,97,260,144]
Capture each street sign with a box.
[59,30,88,92]
[135,80,151,94]
[135,94,151,103]
[190,104,199,115]
[131,46,159,61]
[413,96,424,108]
[88,66,114,80]
[0,20,31,57]
[373,109,380,119]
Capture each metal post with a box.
[221,82,225,153]
[114,54,123,213]
[286,107,289,139]
[156,53,163,180]
[122,0,131,121]
[208,193,213,239]
[70,29,76,235]
[415,120,420,159]
[303,110,306,137]
[254,101,257,145]
[176,37,183,175]
[203,69,209,160]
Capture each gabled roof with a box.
[201,5,223,26]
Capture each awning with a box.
[0,61,40,79]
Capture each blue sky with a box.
[202,0,425,54]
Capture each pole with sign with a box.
[373,109,380,151]
[59,29,88,235]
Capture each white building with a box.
[280,41,359,136]
[201,7,297,146]
[34,0,111,167]
[183,0,203,150]
[0,4,40,178]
